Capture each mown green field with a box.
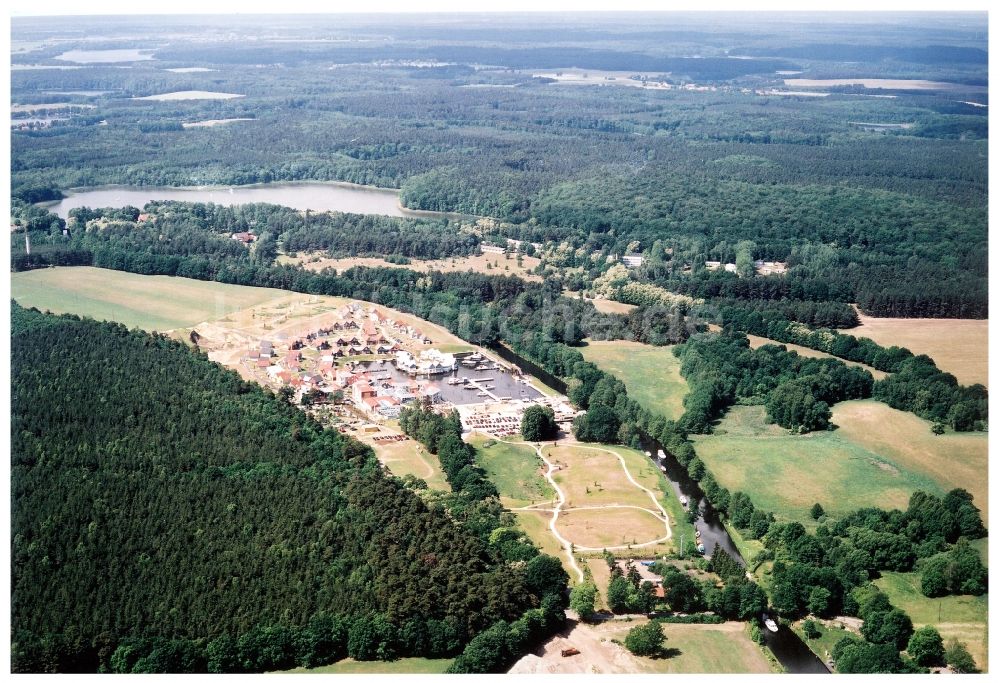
[875,572,988,671]
[646,622,776,673]
[280,657,453,674]
[471,435,554,508]
[831,400,988,522]
[11,266,291,331]
[580,340,688,421]
[694,405,944,526]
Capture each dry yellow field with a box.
[832,400,988,521]
[590,298,638,314]
[558,507,667,549]
[746,334,888,380]
[513,510,575,577]
[845,312,987,387]
[279,251,542,282]
[549,445,657,509]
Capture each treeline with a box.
[397,402,572,673]
[711,298,859,329]
[674,333,874,434]
[716,308,988,431]
[281,213,481,260]
[10,305,554,673]
[11,201,692,350]
[762,491,986,673]
[531,170,986,318]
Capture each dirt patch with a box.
[508,618,648,674]
[281,251,543,282]
[509,618,772,674]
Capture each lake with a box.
[45,182,426,219]
[133,91,244,101]
[55,49,155,63]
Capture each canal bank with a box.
[498,344,830,674]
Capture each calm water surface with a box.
[46,183,412,219]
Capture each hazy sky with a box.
[9,0,991,17]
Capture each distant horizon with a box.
[8,1,992,19]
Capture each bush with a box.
[803,620,820,640]
[945,640,978,673]
[623,622,665,657]
[569,583,598,621]
[907,626,945,667]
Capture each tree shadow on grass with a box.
[649,647,682,660]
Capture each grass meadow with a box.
[11,266,291,331]
[875,571,988,671]
[579,341,688,421]
[694,405,945,526]
[471,435,555,508]
[281,657,453,674]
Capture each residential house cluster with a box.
[245,303,448,416]
[754,260,788,276]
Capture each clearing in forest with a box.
[580,341,688,421]
[10,266,290,331]
[356,429,450,492]
[694,405,944,526]
[844,312,987,387]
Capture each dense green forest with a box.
[11,13,989,318]
[9,12,990,674]
[10,303,566,673]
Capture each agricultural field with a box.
[10,267,291,331]
[745,334,888,380]
[282,657,453,674]
[845,313,988,387]
[509,618,774,674]
[279,251,543,282]
[694,405,945,526]
[832,400,988,521]
[875,572,988,671]
[580,341,688,421]
[471,435,555,508]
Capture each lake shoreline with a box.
[38,179,477,222]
